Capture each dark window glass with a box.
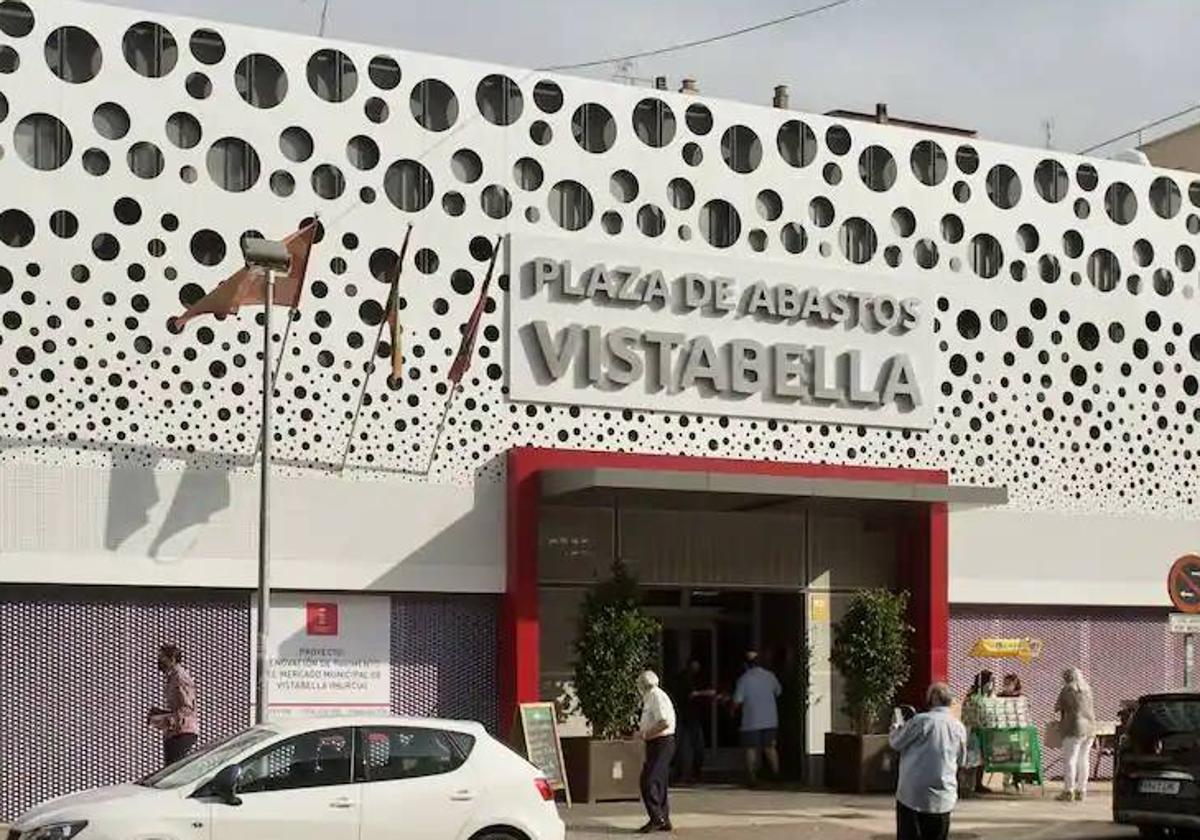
[356,726,470,783]
[237,728,353,793]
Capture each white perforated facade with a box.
[1,1,1197,664]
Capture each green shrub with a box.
[830,588,913,734]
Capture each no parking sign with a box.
[1168,555,1200,614]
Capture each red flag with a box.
[384,225,414,385]
[173,222,318,329]
[448,235,502,385]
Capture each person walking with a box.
[889,682,969,840]
[731,650,782,786]
[636,670,677,833]
[669,659,713,784]
[147,642,199,767]
[1055,667,1096,802]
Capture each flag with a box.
[172,221,318,329]
[384,224,414,386]
[448,235,502,385]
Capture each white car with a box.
[11,716,565,840]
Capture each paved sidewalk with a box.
[565,785,1136,839]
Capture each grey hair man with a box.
[889,682,968,840]
[636,670,677,833]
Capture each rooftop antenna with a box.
[612,59,655,87]
[318,0,331,36]
[1042,117,1055,150]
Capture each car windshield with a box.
[1129,699,1200,751]
[138,727,278,790]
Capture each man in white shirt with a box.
[637,670,677,833]
[889,682,968,840]
[731,650,782,785]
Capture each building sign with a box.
[508,236,936,428]
[266,593,391,719]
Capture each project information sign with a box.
[508,236,936,429]
[265,593,391,719]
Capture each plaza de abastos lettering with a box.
[509,238,936,429]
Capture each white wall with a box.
[949,506,1191,607]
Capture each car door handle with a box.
[329,797,355,809]
[450,789,476,802]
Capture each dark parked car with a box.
[1114,692,1200,838]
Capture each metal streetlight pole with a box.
[242,238,291,725]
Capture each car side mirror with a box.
[209,765,243,806]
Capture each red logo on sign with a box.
[306,602,339,636]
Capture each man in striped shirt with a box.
[147,642,199,767]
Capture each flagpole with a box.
[256,267,273,725]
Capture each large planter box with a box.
[824,732,898,793]
[561,736,644,803]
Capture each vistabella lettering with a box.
[523,258,923,409]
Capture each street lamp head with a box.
[242,237,291,272]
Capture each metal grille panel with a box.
[0,588,250,821]
[949,605,1183,780]
[390,596,499,733]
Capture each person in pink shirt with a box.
[147,642,199,767]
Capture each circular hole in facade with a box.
[384,159,434,212]
[1016,223,1039,252]
[82,147,109,175]
[637,204,666,237]
[914,239,939,269]
[1105,182,1137,224]
[911,140,948,186]
[127,141,164,179]
[682,142,703,166]
[1153,268,1174,296]
[49,209,78,238]
[970,233,1003,278]
[123,21,177,78]
[781,222,807,254]
[476,74,523,126]
[884,245,901,267]
[91,232,120,261]
[668,178,694,210]
[113,196,141,225]
[45,26,102,83]
[269,170,294,196]
[1133,238,1154,267]
[859,145,896,191]
[1087,249,1121,291]
[1039,254,1061,283]
[189,28,224,64]
[368,55,400,90]
[749,229,768,253]
[757,189,783,222]
[823,162,842,185]
[1076,163,1098,191]
[632,97,676,148]
[1178,245,1197,272]
[186,72,212,99]
[572,103,616,153]
[825,125,851,155]
[346,135,379,170]
[0,1,35,38]
[442,191,465,216]
[206,137,260,192]
[450,148,482,183]
[700,199,741,248]
[1034,159,1068,202]
[165,111,201,149]
[280,126,313,162]
[15,113,72,170]
[533,80,563,113]
[0,45,17,74]
[1150,176,1182,219]
[0,208,34,247]
[365,97,388,123]
[685,103,713,135]
[414,248,439,274]
[952,181,971,202]
[610,169,639,203]
[93,102,130,140]
[410,78,459,131]
[839,217,877,264]
[524,207,539,223]
[481,184,511,219]
[985,164,1021,209]
[809,197,834,228]
[189,228,226,265]
[891,207,916,237]
[955,145,979,174]
[601,211,622,235]
[777,119,817,168]
[311,163,345,199]
[307,48,357,103]
[548,180,594,231]
[530,121,552,146]
[235,53,287,108]
[1063,229,1084,258]
[513,157,543,190]
[941,213,963,243]
[1074,198,1090,219]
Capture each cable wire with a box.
[537,0,861,71]
[1079,103,1200,155]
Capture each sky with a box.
[101,0,1200,156]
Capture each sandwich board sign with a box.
[512,702,571,806]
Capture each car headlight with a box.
[24,822,88,840]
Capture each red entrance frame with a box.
[502,446,949,725]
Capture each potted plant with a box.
[825,588,913,793]
[561,561,659,802]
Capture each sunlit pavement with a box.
[565,783,1137,839]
